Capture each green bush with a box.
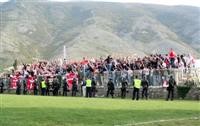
[177,86,191,99]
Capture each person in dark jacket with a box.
[46,78,50,96]
[106,78,115,98]
[72,78,78,96]
[91,78,97,97]
[81,80,86,97]
[0,78,4,93]
[63,78,68,96]
[166,76,176,101]
[16,80,21,95]
[33,79,38,95]
[141,77,149,100]
[121,78,128,99]
[52,77,59,96]
[23,78,27,95]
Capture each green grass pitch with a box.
[0,95,199,126]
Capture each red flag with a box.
[169,49,176,58]
[66,72,78,90]
[10,76,19,89]
[27,76,34,90]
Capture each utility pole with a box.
[63,45,66,60]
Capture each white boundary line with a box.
[114,117,200,126]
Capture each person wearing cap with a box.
[132,75,141,100]
[106,78,115,98]
[86,77,92,98]
[166,75,176,101]
[121,78,128,99]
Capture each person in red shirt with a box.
[169,48,176,68]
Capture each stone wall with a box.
[95,87,177,99]
[185,87,200,100]
[2,86,199,100]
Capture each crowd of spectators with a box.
[0,49,196,93]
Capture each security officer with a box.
[63,78,68,96]
[52,77,59,96]
[132,75,141,100]
[41,79,46,96]
[166,75,176,101]
[16,79,21,95]
[72,78,78,96]
[46,77,50,96]
[91,77,97,97]
[141,77,149,100]
[0,78,4,93]
[121,78,128,99]
[33,79,38,95]
[86,77,92,98]
[106,78,115,98]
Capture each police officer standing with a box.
[132,76,141,100]
[86,77,92,98]
[72,78,78,96]
[33,79,38,95]
[16,79,21,95]
[46,77,50,96]
[63,78,68,96]
[41,79,46,96]
[106,78,115,98]
[141,77,149,100]
[91,77,97,97]
[166,75,176,101]
[121,78,128,99]
[52,77,59,96]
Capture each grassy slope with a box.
[0,95,199,126]
[1,2,200,67]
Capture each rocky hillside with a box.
[0,0,199,67]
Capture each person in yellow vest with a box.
[41,79,46,96]
[132,75,141,100]
[86,77,92,98]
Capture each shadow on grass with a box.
[0,108,199,126]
